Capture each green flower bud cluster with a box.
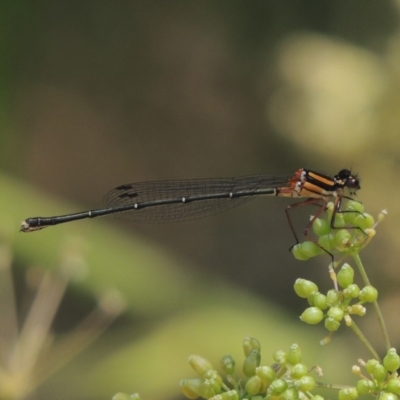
[291,200,375,261]
[295,266,378,333]
[180,338,321,400]
[347,349,400,399]
[180,355,224,399]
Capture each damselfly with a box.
[20,168,361,257]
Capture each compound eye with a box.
[338,169,351,179]
[347,177,361,191]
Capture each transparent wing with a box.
[104,174,291,223]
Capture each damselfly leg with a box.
[286,195,367,263]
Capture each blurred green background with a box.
[2,1,400,399]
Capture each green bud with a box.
[287,344,302,365]
[345,200,365,214]
[337,264,354,288]
[338,387,358,400]
[300,307,324,324]
[317,233,336,251]
[243,337,261,356]
[245,375,262,395]
[365,359,380,374]
[291,244,311,261]
[343,212,357,225]
[308,292,328,310]
[290,363,308,379]
[343,201,364,225]
[379,393,399,400]
[212,377,223,393]
[359,286,378,303]
[203,370,219,382]
[281,387,299,400]
[343,284,360,299]
[180,378,204,399]
[269,379,288,395]
[326,201,334,217]
[356,379,373,395]
[189,355,213,376]
[310,396,324,400]
[198,380,217,399]
[112,393,131,400]
[333,213,346,229]
[324,317,341,332]
[312,218,331,236]
[292,241,323,260]
[347,304,366,316]
[272,349,287,364]
[221,355,236,375]
[297,375,315,392]
[334,229,352,251]
[256,365,276,383]
[384,349,400,372]
[352,365,362,376]
[373,364,388,382]
[129,394,141,400]
[326,289,340,306]
[225,391,239,400]
[354,213,375,230]
[387,378,400,395]
[318,233,335,251]
[294,279,318,299]
[327,306,344,321]
[243,349,261,377]
[211,391,239,400]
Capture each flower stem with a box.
[352,253,391,351]
[347,318,380,361]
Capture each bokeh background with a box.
[2,1,400,399]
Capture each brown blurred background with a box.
[2,1,400,399]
